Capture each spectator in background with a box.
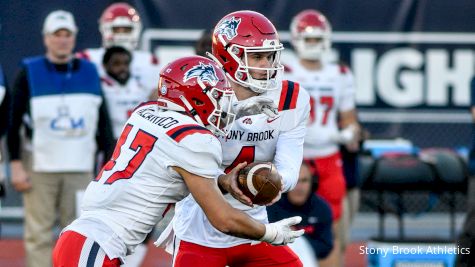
[268,161,334,267]
[0,64,9,138]
[7,10,113,267]
[285,9,361,267]
[455,76,475,267]
[77,2,160,102]
[194,29,212,57]
[0,64,10,198]
[101,46,152,140]
[339,140,363,256]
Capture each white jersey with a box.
[78,48,161,93]
[173,80,310,248]
[285,60,356,158]
[64,103,222,260]
[101,75,154,138]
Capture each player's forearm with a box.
[178,166,266,240]
[212,208,266,240]
[274,134,304,192]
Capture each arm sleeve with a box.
[7,68,30,160]
[275,89,311,192]
[338,67,356,112]
[307,196,334,259]
[96,95,115,161]
[0,73,10,138]
[167,134,222,179]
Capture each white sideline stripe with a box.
[359,110,472,123]
[141,29,475,51]
[247,163,270,196]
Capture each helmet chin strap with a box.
[179,95,205,126]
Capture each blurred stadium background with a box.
[1,0,474,266]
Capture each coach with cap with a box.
[7,10,113,267]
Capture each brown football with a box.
[238,162,282,205]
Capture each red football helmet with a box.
[290,9,332,60]
[211,10,284,93]
[99,2,142,50]
[157,56,236,135]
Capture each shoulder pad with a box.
[338,63,349,74]
[132,101,158,113]
[76,51,90,60]
[101,77,114,86]
[283,64,293,73]
[166,124,215,143]
[151,55,159,65]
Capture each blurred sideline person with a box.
[339,143,361,254]
[101,46,153,140]
[77,2,159,100]
[285,9,361,267]
[455,76,475,267]
[0,64,9,197]
[7,10,113,267]
[0,64,9,139]
[268,161,334,267]
[168,10,310,267]
[52,56,304,267]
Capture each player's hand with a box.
[10,161,32,192]
[330,124,358,145]
[218,162,253,207]
[260,216,305,245]
[233,96,279,119]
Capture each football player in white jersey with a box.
[285,9,361,267]
[101,46,152,139]
[52,56,304,267]
[79,5,161,264]
[77,2,160,97]
[169,11,311,267]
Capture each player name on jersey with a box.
[136,107,179,129]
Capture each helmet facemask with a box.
[292,30,331,61]
[206,87,236,136]
[225,39,284,93]
[179,78,236,136]
[290,10,332,61]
